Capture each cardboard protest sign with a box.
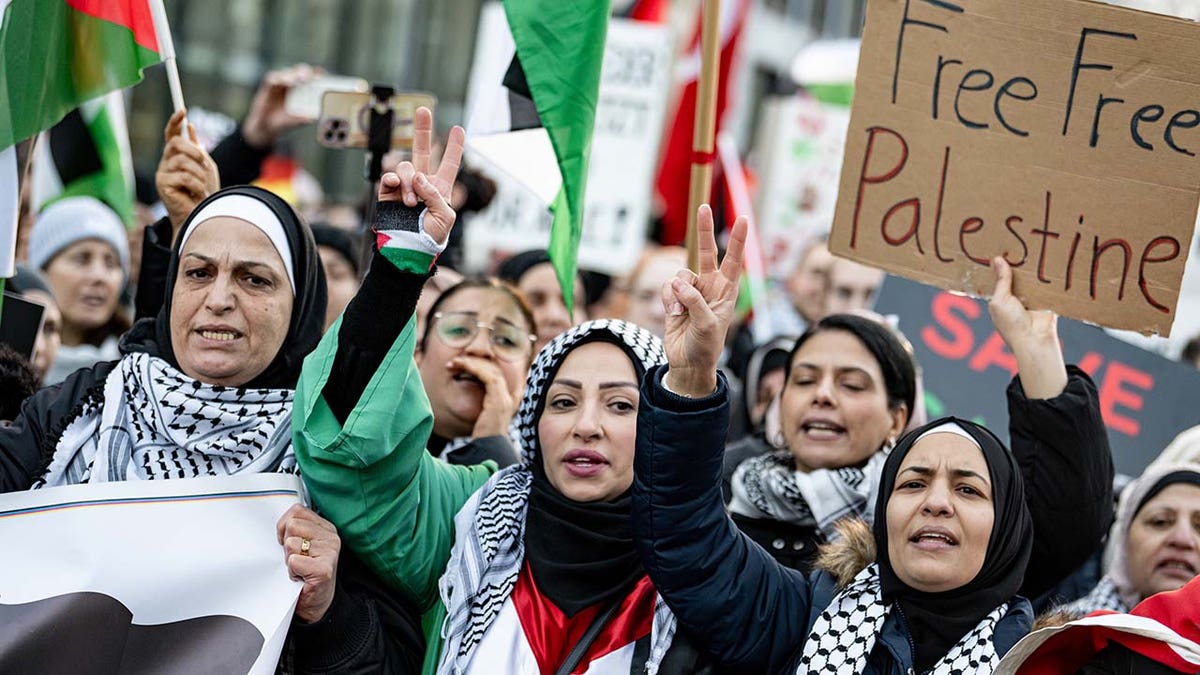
[0,474,302,674]
[876,275,1200,476]
[831,0,1200,336]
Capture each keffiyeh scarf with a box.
[37,353,295,488]
[436,320,677,675]
[1065,576,1129,616]
[728,448,889,538]
[799,564,1009,674]
[435,466,677,675]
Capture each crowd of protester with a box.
[1,66,1199,674]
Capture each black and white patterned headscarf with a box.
[37,353,295,487]
[436,319,676,675]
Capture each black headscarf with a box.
[123,186,326,390]
[872,416,1033,672]
[496,248,590,300]
[515,319,667,616]
[496,249,552,286]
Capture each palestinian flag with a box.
[31,91,135,225]
[468,0,610,315]
[0,0,163,150]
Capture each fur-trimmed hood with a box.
[815,517,877,588]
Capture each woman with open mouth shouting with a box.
[723,256,1114,607]
[630,235,1113,671]
[415,276,536,468]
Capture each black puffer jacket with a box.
[631,366,1035,674]
[719,367,1114,598]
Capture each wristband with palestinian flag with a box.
[372,201,446,274]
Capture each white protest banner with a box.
[830,0,1200,336]
[464,4,673,275]
[0,474,302,674]
[754,95,850,277]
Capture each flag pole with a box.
[686,0,722,273]
[147,0,187,132]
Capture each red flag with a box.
[615,0,669,23]
[653,0,750,245]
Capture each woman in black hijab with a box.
[627,209,1092,673]
[862,418,1034,673]
[127,184,327,390]
[0,185,422,672]
[2,185,325,491]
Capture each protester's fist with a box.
[661,205,747,398]
[241,64,320,149]
[276,504,340,624]
[377,106,465,246]
[155,109,220,236]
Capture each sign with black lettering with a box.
[876,276,1200,476]
[831,0,1200,336]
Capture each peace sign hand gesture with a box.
[377,106,466,246]
[662,205,748,398]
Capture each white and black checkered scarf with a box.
[728,447,889,538]
[36,352,295,488]
[436,319,679,675]
[798,563,1010,674]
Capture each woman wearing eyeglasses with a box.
[416,278,537,467]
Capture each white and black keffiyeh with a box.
[37,353,295,488]
[1064,576,1129,616]
[729,448,888,537]
[436,320,678,675]
[798,564,1009,674]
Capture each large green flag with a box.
[502,0,610,315]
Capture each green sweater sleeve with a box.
[294,313,495,611]
[293,252,496,614]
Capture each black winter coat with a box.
[720,367,1114,599]
[632,365,1103,674]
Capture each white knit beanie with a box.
[28,196,130,278]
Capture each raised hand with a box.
[241,64,321,148]
[988,256,1067,398]
[661,205,748,398]
[377,106,465,246]
[448,355,520,438]
[155,109,220,236]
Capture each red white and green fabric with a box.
[375,219,445,275]
[0,0,162,150]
